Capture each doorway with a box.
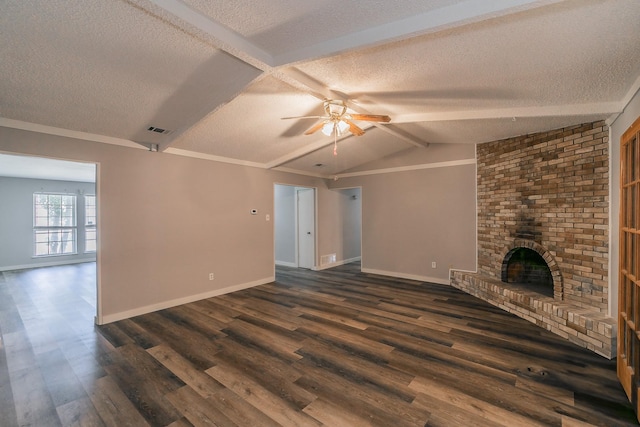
[297,187,315,269]
[0,153,99,321]
[274,184,316,269]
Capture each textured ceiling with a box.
[0,153,96,183]
[1,0,639,177]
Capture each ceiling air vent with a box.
[147,126,171,135]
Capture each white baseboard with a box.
[361,267,449,285]
[97,276,275,325]
[313,256,361,271]
[0,258,96,272]
[275,260,297,268]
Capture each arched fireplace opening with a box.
[503,248,553,297]
[500,241,563,300]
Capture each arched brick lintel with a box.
[500,239,563,300]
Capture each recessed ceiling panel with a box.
[170,76,328,163]
[0,0,260,142]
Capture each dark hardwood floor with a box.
[0,262,637,426]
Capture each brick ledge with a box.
[450,270,616,359]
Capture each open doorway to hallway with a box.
[274,184,316,269]
[330,186,362,269]
[274,184,362,271]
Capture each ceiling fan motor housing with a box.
[324,100,347,118]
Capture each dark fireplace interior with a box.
[502,248,554,297]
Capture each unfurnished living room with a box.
[1,1,640,426]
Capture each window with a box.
[85,195,96,253]
[33,193,77,256]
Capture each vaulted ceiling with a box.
[1,0,639,177]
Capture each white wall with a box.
[0,177,97,270]
[609,88,640,315]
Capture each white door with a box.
[297,188,315,269]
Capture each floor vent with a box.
[321,254,336,265]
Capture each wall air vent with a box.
[320,254,336,266]
[147,126,171,135]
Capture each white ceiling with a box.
[0,153,96,183]
[1,0,639,177]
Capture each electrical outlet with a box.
[266,214,270,221]
[431,262,437,269]
[209,273,214,280]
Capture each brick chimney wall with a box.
[476,121,609,312]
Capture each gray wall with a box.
[0,177,97,270]
[324,187,362,263]
[0,126,335,323]
[0,126,476,322]
[274,184,296,266]
[339,188,361,261]
[331,145,477,284]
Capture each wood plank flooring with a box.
[0,262,637,426]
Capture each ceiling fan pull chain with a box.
[334,131,338,156]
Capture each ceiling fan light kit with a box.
[282,99,392,154]
[321,119,350,136]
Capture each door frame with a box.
[273,183,317,270]
[618,115,640,422]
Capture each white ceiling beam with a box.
[391,102,624,123]
[0,118,145,150]
[620,74,640,109]
[373,124,430,148]
[147,0,274,69]
[273,0,566,66]
[607,78,640,126]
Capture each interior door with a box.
[618,116,640,422]
[297,188,315,269]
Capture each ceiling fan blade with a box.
[304,121,326,135]
[349,113,391,123]
[281,115,325,120]
[344,119,365,136]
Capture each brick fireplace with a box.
[451,121,616,358]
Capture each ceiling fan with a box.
[282,99,391,138]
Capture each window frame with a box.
[84,194,97,253]
[33,193,78,257]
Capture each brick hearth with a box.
[451,121,615,358]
